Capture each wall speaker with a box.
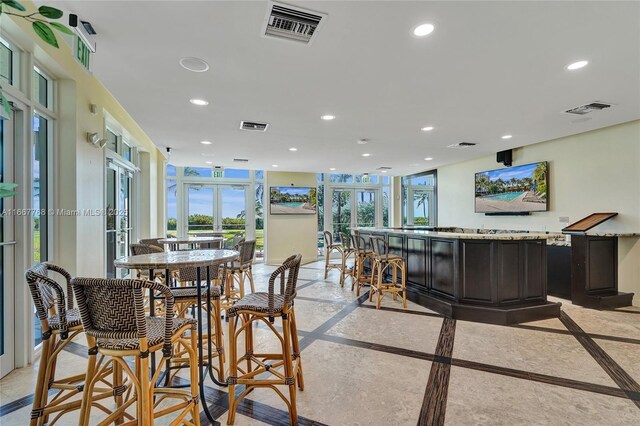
[497,149,512,167]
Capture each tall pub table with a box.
[114,249,238,424]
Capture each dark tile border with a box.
[418,318,456,426]
[512,323,640,346]
[559,311,640,409]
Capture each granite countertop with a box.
[114,249,238,269]
[354,227,554,241]
[581,232,640,237]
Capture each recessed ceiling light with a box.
[362,153,371,157]
[566,60,588,70]
[321,114,336,120]
[501,135,512,140]
[413,23,435,37]
[190,98,209,106]
[424,157,433,161]
[179,57,210,73]
[272,164,279,167]
[205,161,213,164]
[289,147,298,151]
[329,167,336,171]
[200,140,212,145]
[357,139,369,145]
[381,170,387,173]
[421,126,434,132]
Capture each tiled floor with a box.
[1,260,640,425]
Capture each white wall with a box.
[265,172,318,265]
[438,120,640,304]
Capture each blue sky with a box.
[480,163,539,182]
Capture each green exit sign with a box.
[75,36,91,71]
[213,169,224,178]
[361,175,370,183]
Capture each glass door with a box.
[219,185,246,240]
[0,110,15,378]
[185,184,248,239]
[330,188,379,240]
[106,162,132,278]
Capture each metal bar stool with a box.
[72,277,200,426]
[226,254,304,425]
[352,233,375,296]
[25,263,115,426]
[369,236,407,309]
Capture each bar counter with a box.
[354,227,562,325]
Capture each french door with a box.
[0,109,15,378]
[106,161,133,278]
[184,184,250,240]
[329,188,378,238]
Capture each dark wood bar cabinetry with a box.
[356,228,561,325]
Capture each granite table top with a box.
[114,249,238,269]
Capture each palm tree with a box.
[415,192,428,224]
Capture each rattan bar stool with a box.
[72,277,200,426]
[338,231,357,287]
[169,261,226,383]
[352,233,375,296]
[323,230,345,280]
[369,236,407,309]
[138,238,164,251]
[25,263,114,426]
[226,254,304,425]
[224,239,256,308]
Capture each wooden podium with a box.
[562,213,634,309]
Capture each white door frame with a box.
[182,183,251,237]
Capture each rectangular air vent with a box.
[447,142,477,148]
[564,102,613,115]
[262,1,326,44]
[376,166,392,170]
[233,158,249,163]
[240,121,269,132]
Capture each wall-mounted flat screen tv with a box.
[475,161,548,213]
[270,186,317,215]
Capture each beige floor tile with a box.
[326,305,443,354]
[595,339,640,385]
[453,319,618,387]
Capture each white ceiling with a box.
[54,1,640,175]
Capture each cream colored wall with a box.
[438,120,640,305]
[2,7,163,277]
[265,172,318,265]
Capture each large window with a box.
[402,170,437,226]
[0,39,13,85]
[32,113,48,263]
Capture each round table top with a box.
[158,236,226,244]
[114,249,238,269]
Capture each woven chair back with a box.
[25,263,74,335]
[72,277,175,353]
[130,243,163,256]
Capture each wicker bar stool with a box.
[168,261,226,383]
[25,263,114,426]
[352,233,375,296]
[338,231,357,287]
[72,277,200,426]
[139,238,164,251]
[323,230,344,280]
[224,239,256,308]
[369,236,407,309]
[227,254,304,425]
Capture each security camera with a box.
[166,147,172,153]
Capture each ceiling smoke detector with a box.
[564,102,613,115]
[447,142,477,148]
[262,1,327,44]
[240,121,269,132]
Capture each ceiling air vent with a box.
[262,1,326,44]
[376,166,392,170]
[564,102,613,115]
[240,121,269,132]
[233,158,249,163]
[447,142,477,148]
